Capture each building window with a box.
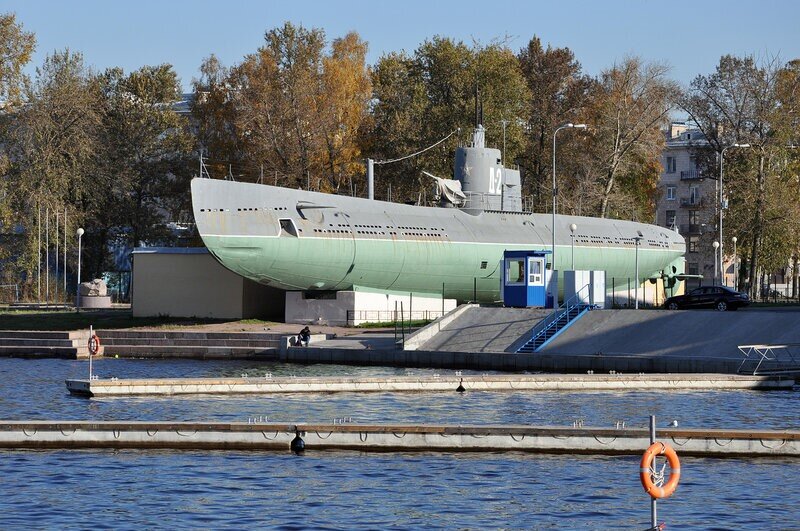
[666,186,676,200]
[686,134,691,140]
[688,236,699,253]
[665,210,676,228]
[687,262,699,275]
[689,211,699,225]
[665,156,676,173]
[689,185,699,204]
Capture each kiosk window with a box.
[506,258,525,284]
[528,260,542,283]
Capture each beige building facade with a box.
[656,123,719,289]
[131,248,284,319]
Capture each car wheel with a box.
[715,300,728,311]
[667,302,679,310]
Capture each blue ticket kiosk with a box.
[502,250,552,308]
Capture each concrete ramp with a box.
[417,306,550,352]
[542,309,800,364]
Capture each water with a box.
[1,358,798,528]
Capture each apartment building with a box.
[655,122,717,289]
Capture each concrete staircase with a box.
[96,330,281,360]
[0,330,100,359]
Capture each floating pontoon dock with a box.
[65,373,795,397]
[0,421,797,457]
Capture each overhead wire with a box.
[373,128,460,165]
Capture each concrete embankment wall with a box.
[0,421,797,457]
[542,309,800,361]
[284,346,744,373]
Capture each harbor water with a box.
[1,358,798,528]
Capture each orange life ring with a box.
[640,442,680,499]
[88,334,101,356]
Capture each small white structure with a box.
[285,289,457,326]
[563,270,607,309]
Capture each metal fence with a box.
[346,309,446,326]
[0,284,19,303]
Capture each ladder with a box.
[516,285,596,354]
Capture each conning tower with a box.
[453,123,522,213]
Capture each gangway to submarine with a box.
[515,285,597,354]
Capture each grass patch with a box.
[0,309,248,331]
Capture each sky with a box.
[5,0,800,95]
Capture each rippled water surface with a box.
[0,358,798,529]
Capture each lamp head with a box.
[732,236,737,244]
[76,228,84,238]
[573,124,588,130]
[734,143,751,148]
[569,223,577,233]
[713,241,720,249]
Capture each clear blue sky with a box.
[6,0,800,93]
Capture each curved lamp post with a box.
[552,123,587,307]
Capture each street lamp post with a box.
[732,236,738,291]
[552,123,586,306]
[719,143,750,285]
[76,228,84,311]
[634,235,643,309]
[570,223,578,270]
[712,241,720,285]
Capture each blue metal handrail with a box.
[527,285,594,343]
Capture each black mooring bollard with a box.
[456,378,465,393]
[291,430,305,454]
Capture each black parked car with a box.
[664,286,750,311]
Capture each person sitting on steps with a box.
[297,326,311,347]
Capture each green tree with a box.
[93,64,193,276]
[517,36,593,213]
[4,50,100,292]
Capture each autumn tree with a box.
[681,55,800,297]
[191,54,243,179]
[0,12,35,284]
[586,57,676,219]
[368,37,530,202]
[196,23,372,192]
[0,12,35,107]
